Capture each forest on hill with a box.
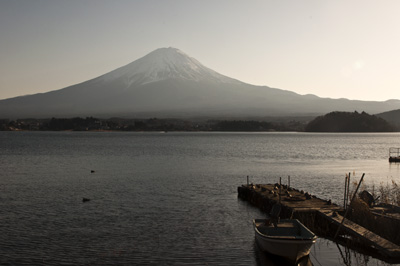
[305,111,396,132]
[376,109,400,129]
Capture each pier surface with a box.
[238,183,400,261]
[318,210,400,258]
[238,183,341,215]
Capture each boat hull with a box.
[253,219,317,262]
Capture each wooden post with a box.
[334,173,365,239]
[344,174,348,210]
[279,177,282,204]
[247,175,249,186]
[288,175,290,188]
[347,172,351,208]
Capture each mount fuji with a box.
[1,47,400,119]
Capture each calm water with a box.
[1,131,400,265]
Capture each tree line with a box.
[305,111,397,132]
[0,117,306,132]
[1,111,397,132]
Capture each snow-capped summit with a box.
[100,47,239,86]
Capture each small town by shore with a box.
[0,117,306,132]
[1,111,398,132]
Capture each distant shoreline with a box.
[0,117,307,132]
[1,112,399,132]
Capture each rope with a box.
[309,251,323,266]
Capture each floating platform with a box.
[389,147,400,162]
[238,183,400,261]
[389,157,400,163]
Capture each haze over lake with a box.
[1,131,399,265]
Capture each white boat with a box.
[253,218,317,262]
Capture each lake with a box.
[1,131,399,265]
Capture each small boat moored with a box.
[253,218,317,263]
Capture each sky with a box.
[1,0,399,101]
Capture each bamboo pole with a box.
[279,177,282,204]
[346,172,351,209]
[334,173,365,239]
[344,174,348,210]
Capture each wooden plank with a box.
[318,210,400,257]
[239,184,400,259]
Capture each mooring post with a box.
[347,172,351,209]
[247,175,249,186]
[288,175,290,188]
[334,173,365,239]
[344,174,347,209]
[279,177,282,204]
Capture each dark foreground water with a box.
[1,131,400,265]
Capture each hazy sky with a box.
[1,0,399,101]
